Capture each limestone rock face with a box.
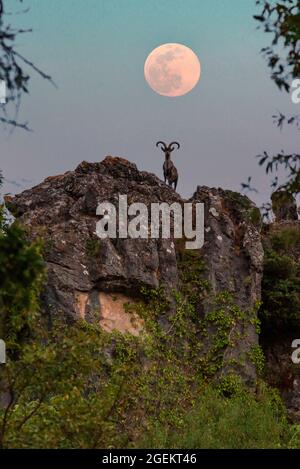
[7,156,264,384]
[8,157,181,327]
[193,186,263,306]
[192,187,264,385]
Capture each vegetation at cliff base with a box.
[0,207,299,448]
[140,384,288,449]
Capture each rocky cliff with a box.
[260,219,300,421]
[6,156,265,386]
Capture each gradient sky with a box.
[0,0,299,205]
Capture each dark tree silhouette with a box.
[243,1,300,210]
[0,0,54,131]
[255,0,300,92]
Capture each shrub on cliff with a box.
[260,225,300,327]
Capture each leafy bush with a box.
[1,321,130,449]
[260,225,300,326]
[0,210,44,351]
[139,383,288,449]
[0,193,299,449]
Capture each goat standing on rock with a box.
[156,141,180,190]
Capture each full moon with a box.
[144,43,201,97]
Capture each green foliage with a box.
[248,345,266,376]
[0,269,298,449]
[217,373,244,397]
[0,208,297,449]
[0,209,44,352]
[250,315,262,334]
[269,225,300,253]
[175,242,209,306]
[0,320,131,448]
[139,383,289,449]
[199,292,249,377]
[260,225,300,326]
[0,281,205,448]
[287,424,300,449]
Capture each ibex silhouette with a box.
[156,141,180,190]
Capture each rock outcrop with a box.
[193,187,263,384]
[6,156,264,384]
[6,157,182,333]
[260,220,300,421]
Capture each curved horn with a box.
[169,141,180,151]
[156,141,167,151]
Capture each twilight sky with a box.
[0,0,299,205]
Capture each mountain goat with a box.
[156,141,180,190]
